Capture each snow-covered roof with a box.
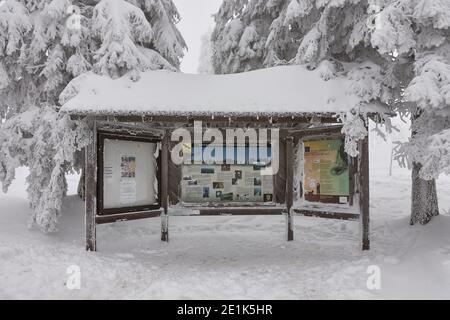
[60,65,388,117]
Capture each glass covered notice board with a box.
[180,145,274,203]
[303,138,350,204]
[99,134,160,214]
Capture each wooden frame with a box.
[293,209,359,221]
[299,133,356,207]
[85,119,97,251]
[195,207,283,216]
[96,131,162,215]
[70,113,343,126]
[285,136,294,241]
[286,125,370,250]
[85,127,168,251]
[359,128,370,250]
[83,118,370,251]
[293,129,357,211]
[95,209,162,224]
[178,140,276,206]
[160,133,169,242]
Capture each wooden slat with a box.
[285,136,294,241]
[95,209,162,224]
[198,207,283,216]
[85,119,97,251]
[275,136,286,204]
[348,155,356,207]
[69,113,343,125]
[289,125,343,139]
[160,133,169,242]
[294,209,359,221]
[168,140,182,205]
[359,131,370,250]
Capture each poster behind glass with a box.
[103,139,158,209]
[181,145,274,203]
[303,139,349,204]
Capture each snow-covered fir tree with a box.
[211,0,304,73]
[91,0,179,80]
[391,0,450,224]
[198,29,214,74]
[130,0,187,70]
[0,0,186,232]
[0,0,33,118]
[292,0,450,224]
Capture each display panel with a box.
[103,138,158,209]
[181,145,274,203]
[303,139,349,204]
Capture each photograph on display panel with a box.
[180,144,274,203]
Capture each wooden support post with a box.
[359,132,370,250]
[285,136,294,241]
[85,120,97,251]
[161,133,169,242]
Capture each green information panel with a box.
[303,139,349,204]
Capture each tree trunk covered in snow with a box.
[410,112,439,225]
[410,162,439,225]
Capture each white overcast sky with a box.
[173,0,223,73]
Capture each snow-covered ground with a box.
[1,125,450,299]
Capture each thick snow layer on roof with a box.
[60,65,386,116]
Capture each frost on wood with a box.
[0,107,91,233]
[293,139,304,204]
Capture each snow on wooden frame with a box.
[60,65,388,117]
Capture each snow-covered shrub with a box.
[0,107,91,232]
